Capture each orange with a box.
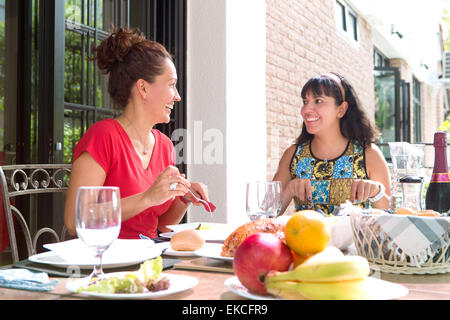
[285,210,331,256]
[395,207,417,216]
[291,250,312,268]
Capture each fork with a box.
[306,198,327,217]
[188,189,216,213]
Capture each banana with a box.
[265,249,370,283]
[301,246,345,265]
[265,278,371,300]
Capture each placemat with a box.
[173,257,234,273]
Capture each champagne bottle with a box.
[425,132,450,214]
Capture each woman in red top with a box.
[64,27,209,239]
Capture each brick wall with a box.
[266,0,374,182]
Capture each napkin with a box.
[43,239,158,265]
[0,268,58,292]
[373,215,450,266]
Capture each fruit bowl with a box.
[349,210,450,274]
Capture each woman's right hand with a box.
[286,178,312,202]
[145,165,191,206]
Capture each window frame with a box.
[374,47,390,68]
[412,76,422,143]
[334,0,359,44]
[374,66,401,160]
[62,0,129,164]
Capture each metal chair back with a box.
[0,164,71,263]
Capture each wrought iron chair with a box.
[0,164,71,263]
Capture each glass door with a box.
[63,0,128,164]
[0,1,18,165]
[374,67,400,159]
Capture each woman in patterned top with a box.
[274,72,390,216]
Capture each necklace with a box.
[121,115,150,155]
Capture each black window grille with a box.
[63,0,129,164]
[412,77,422,142]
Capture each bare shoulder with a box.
[283,144,297,159]
[71,151,106,184]
[364,143,389,179]
[279,144,298,166]
[365,143,386,164]
[273,144,297,179]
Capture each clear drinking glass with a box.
[75,186,121,279]
[388,142,426,211]
[389,142,409,211]
[408,144,425,177]
[246,181,282,221]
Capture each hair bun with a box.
[94,27,146,74]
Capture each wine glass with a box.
[75,186,121,279]
[246,181,282,221]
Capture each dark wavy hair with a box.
[296,72,380,147]
[92,27,172,109]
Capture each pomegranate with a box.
[233,232,292,295]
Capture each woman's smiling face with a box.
[300,90,342,136]
[146,58,181,124]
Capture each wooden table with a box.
[0,256,449,300]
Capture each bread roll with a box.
[221,217,286,257]
[417,209,441,217]
[170,229,205,251]
[395,207,416,215]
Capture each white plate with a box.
[153,242,198,257]
[44,238,155,251]
[153,239,221,257]
[160,230,231,242]
[224,276,409,300]
[164,247,199,257]
[66,272,198,299]
[224,277,282,300]
[162,223,238,242]
[194,243,233,262]
[159,232,176,239]
[29,246,162,269]
[167,222,234,233]
[42,239,157,266]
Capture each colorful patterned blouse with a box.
[289,140,370,215]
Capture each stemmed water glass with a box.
[246,181,282,221]
[75,186,121,279]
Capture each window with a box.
[348,12,357,41]
[374,47,390,67]
[62,1,187,166]
[335,1,346,32]
[335,0,358,42]
[63,0,127,164]
[374,67,400,159]
[412,77,422,142]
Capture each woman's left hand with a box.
[181,182,209,206]
[350,179,382,203]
